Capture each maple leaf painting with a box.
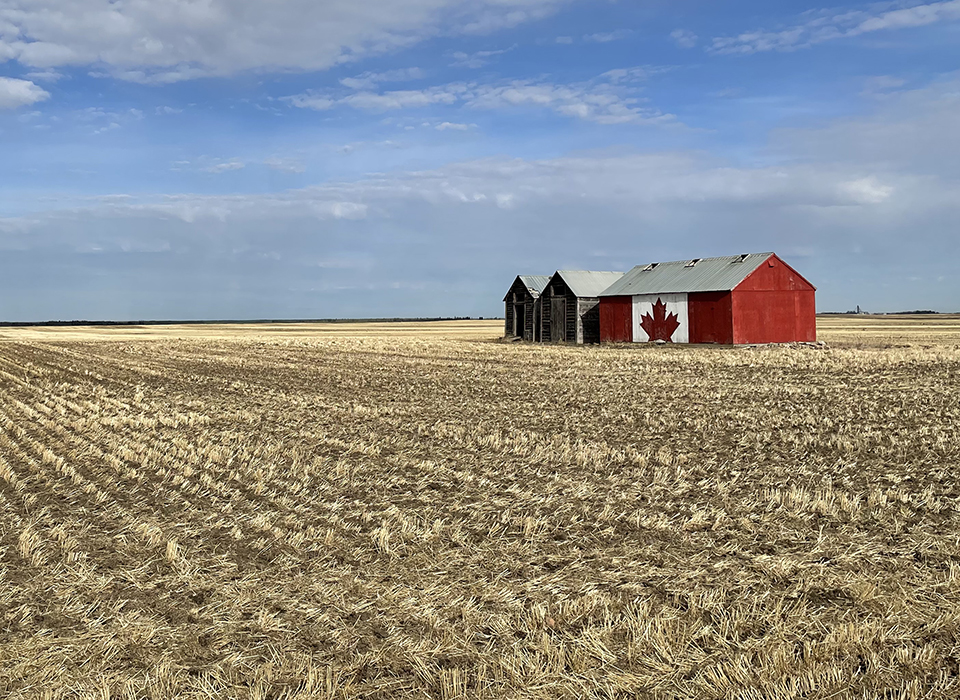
[639,297,681,342]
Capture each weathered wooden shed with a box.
[599,252,816,344]
[503,275,550,341]
[541,270,625,344]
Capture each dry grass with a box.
[1,316,959,698]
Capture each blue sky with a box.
[1,0,959,320]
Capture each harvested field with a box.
[1,317,959,698]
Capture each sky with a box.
[0,0,958,320]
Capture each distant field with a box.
[1,315,958,698]
[817,314,960,347]
[0,319,501,342]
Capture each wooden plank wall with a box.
[531,298,541,342]
[540,281,558,341]
[504,278,540,341]
[541,277,584,343]
[578,298,601,344]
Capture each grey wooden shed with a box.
[540,270,624,344]
[503,275,550,341]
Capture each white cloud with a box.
[0,147,938,321]
[93,121,120,135]
[1,151,913,232]
[860,75,908,97]
[264,157,307,173]
[74,106,111,121]
[838,177,895,204]
[24,70,64,82]
[0,0,569,82]
[855,0,960,32]
[771,75,960,171]
[709,87,743,99]
[336,139,403,154]
[555,36,573,44]
[601,65,672,84]
[312,201,368,219]
[449,46,513,68]
[583,29,631,43]
[435,121,474,130]
[459,4,561,34]
[287,83,464,111]
[203,161,246,174]
[712,0,960,54]
[339,67,424,90]
[7,75,960,318]
[286,83,471,111]
[0,77,49,110]
[346,86,468,110]
[286,70,674,125]
[70,105,143,133]
[467,75,672,125]
[283,94,337,111]
[4,74,960,319]
[670,29,698,48]
[155,105,183,115]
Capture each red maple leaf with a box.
[640,297,680,342]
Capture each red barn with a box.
[599,252,816,345]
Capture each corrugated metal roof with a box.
[503,274,551,301]
[599,253,774,296]
[556,270,625,298]
[519,275,551,296]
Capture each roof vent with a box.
[641,262,659,271]
[733,253,749,263]
[684,258,701,268]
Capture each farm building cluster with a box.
[504,252,816,345]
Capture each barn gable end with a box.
[730,254,816,343]
[733,254,816,292]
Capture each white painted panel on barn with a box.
[632,293,689,343]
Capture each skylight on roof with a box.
[684,258,701,268]
[733,254,749,263]
[641,262,659,271]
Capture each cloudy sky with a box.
[1,0,958,320]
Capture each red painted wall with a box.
[689,291,734,344]
[732,255,817,343]
[599,296,633,342]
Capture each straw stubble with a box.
[0,318,958,698]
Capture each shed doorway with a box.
[551,297,566,341]
[513,304,525,337]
